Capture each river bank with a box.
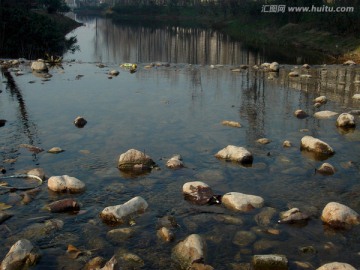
[96,6,360,65]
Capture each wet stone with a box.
[255,207,277,227]
[1,239,41,270]
[74,116,87,128]
[278,208,309,224]
[232,231,257,247]
[252,254,288,270]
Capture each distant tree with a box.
[39,0,70,13]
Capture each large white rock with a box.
[300,136,334,156]
[30,59,48,73]
[222,192,264,212]
[100,196,148,223]
[47,175,85,193]
[118,149,155,171]
[215,145,253,164]
[314,111,339,119]
[172,234,206,269]
[321,202,360,228]
[352,94,360,100]
[336,113,355,128]
[1,239,40,270]
[316,262,356,270]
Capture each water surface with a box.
[1,60,360,269]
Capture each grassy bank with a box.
[218,17,360,64]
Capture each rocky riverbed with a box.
[0,59,360,269]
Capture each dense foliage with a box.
[109,0,360,35]
[0,0,78,59]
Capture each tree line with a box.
[106,0,360,35]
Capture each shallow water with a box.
[1,61,360,269]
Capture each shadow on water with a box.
[0,68,41,163]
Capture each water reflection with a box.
[0,69,41,164]
[65,15,328,65]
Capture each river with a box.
[0,15,360,270]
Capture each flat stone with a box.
[252,254,288,270]
[222,120,241,128]
[314,111,338,119]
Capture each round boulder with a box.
[48,175,85,193]
[222,192,264,212]
[74,116,87,128]
[118,149,156,171]
[336,113,355,128]
[172,234,206,269]
[316,262,356,270]
[31,59,48,73]
[215,145,253,164]
[321,202,360,228]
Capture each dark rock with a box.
[46,198,80,213]
[74,116,87,128]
